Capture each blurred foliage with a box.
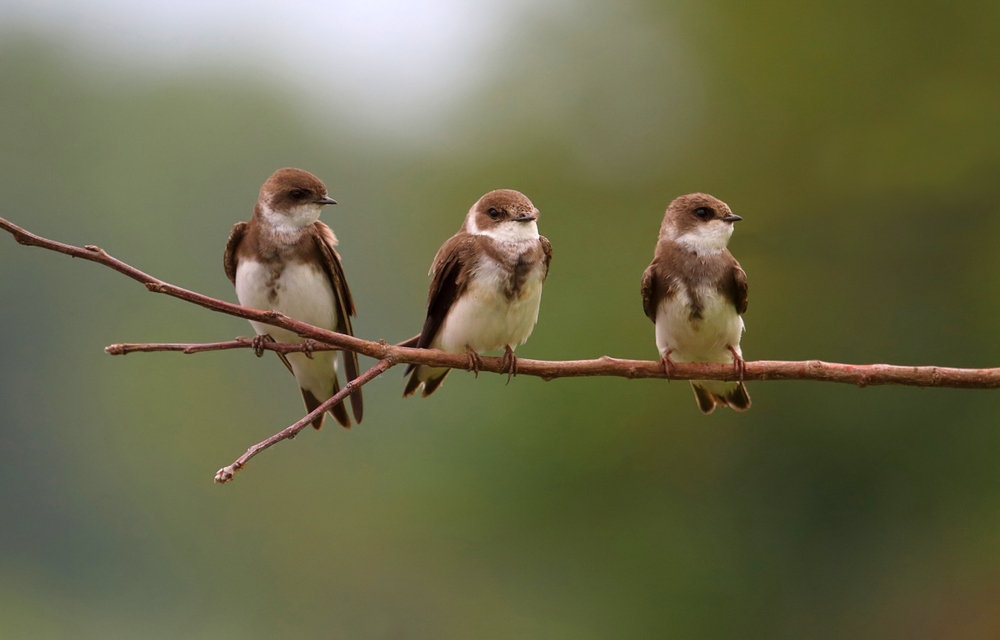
[2,1,1000,638]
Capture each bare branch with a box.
[105,337,338,356]
[214,358,395,484]
[4,214,1000,389]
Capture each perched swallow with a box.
[640,193,750,413]
[403,189,552,397]
[224,168,362,428]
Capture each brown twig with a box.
[105,337,338,356]
[100,339,1000,388]
[4,214,1000,389]
[214,358,394,484]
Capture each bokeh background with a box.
[2,1,1000,638]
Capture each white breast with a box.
[433,257,545,355]
[235,259,339,344]
[654,283,744,364]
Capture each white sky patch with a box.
[0,0,576,136]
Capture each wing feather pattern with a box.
[310,222,363,424]
[223,222,247,285]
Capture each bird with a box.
[403,189,552,397]
[224,167,362,428]
[640,193,751,414]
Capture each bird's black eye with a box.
[694,207,713,220]
[487,208,502,220]
[289,189,308,201]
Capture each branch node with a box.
[144,282,167,293]
[105,344,124,355]
[214,462,241,484]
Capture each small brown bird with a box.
[640,193,750,413]
[224,168,362,428]
[404,189,553,397]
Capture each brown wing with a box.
[640,263,660,322]
[223,222,247,285]
[723,258,749,315]
[310,222,363,423]
[539,235,554,280]
[404,234,476,374]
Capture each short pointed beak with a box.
[722,213,742,223]
[513,209,539,223]
[316,196,338,206]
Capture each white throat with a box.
[260,202,323,242]
[671,220,733,255]
[465,209,540,245]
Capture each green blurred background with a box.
[2,1,1000,638]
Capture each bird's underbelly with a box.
[235,259,339,344]
[655,287,744,363]
[434,272,544,355]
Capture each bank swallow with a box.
[224,168,362,428]
[404,189,552,397]
[640,193,751,413]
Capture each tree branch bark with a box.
[214,358,395,484]
[105,337,339,356]
[5,214,1000,483]
[5,214,1000,388]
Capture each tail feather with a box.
[327,377,351,428]
[300,389,326,430]
[403,368,423,397]
[692,384,718,415]
[691,381,751,414]
[403,366,450,398]
[301,384,351,430]
[726,382,751,411]
[342,350,363,425]
[421,371,450,397]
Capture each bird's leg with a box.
[501,345,518,385]
[465,345,483,378]
[251,334,274,358]
[301,339,316,360]
[660,349,676,381]
[728,346,746,384]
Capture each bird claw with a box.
[465,346,483,378]
[661,350,676,381]
[301,339,316,359]
[502,345,518,385]
[728,346,746,384]
[251,335,271,358]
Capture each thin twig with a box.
[105,337,338,356]
[4,214,1000,389]
[214,357,395,484]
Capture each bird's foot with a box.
[501,345,518,385]
[661,350,676,381]
[465,346,483,378]
[251,334,272,358]
[728,346,746,384]
[301,339,317,360]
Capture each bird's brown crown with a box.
[662,193,734,234]
[259,168,331,211]
[467,189,538,232]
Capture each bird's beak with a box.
[722,213,742,223]
[513,209,539,223]
[316,196,338,206]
